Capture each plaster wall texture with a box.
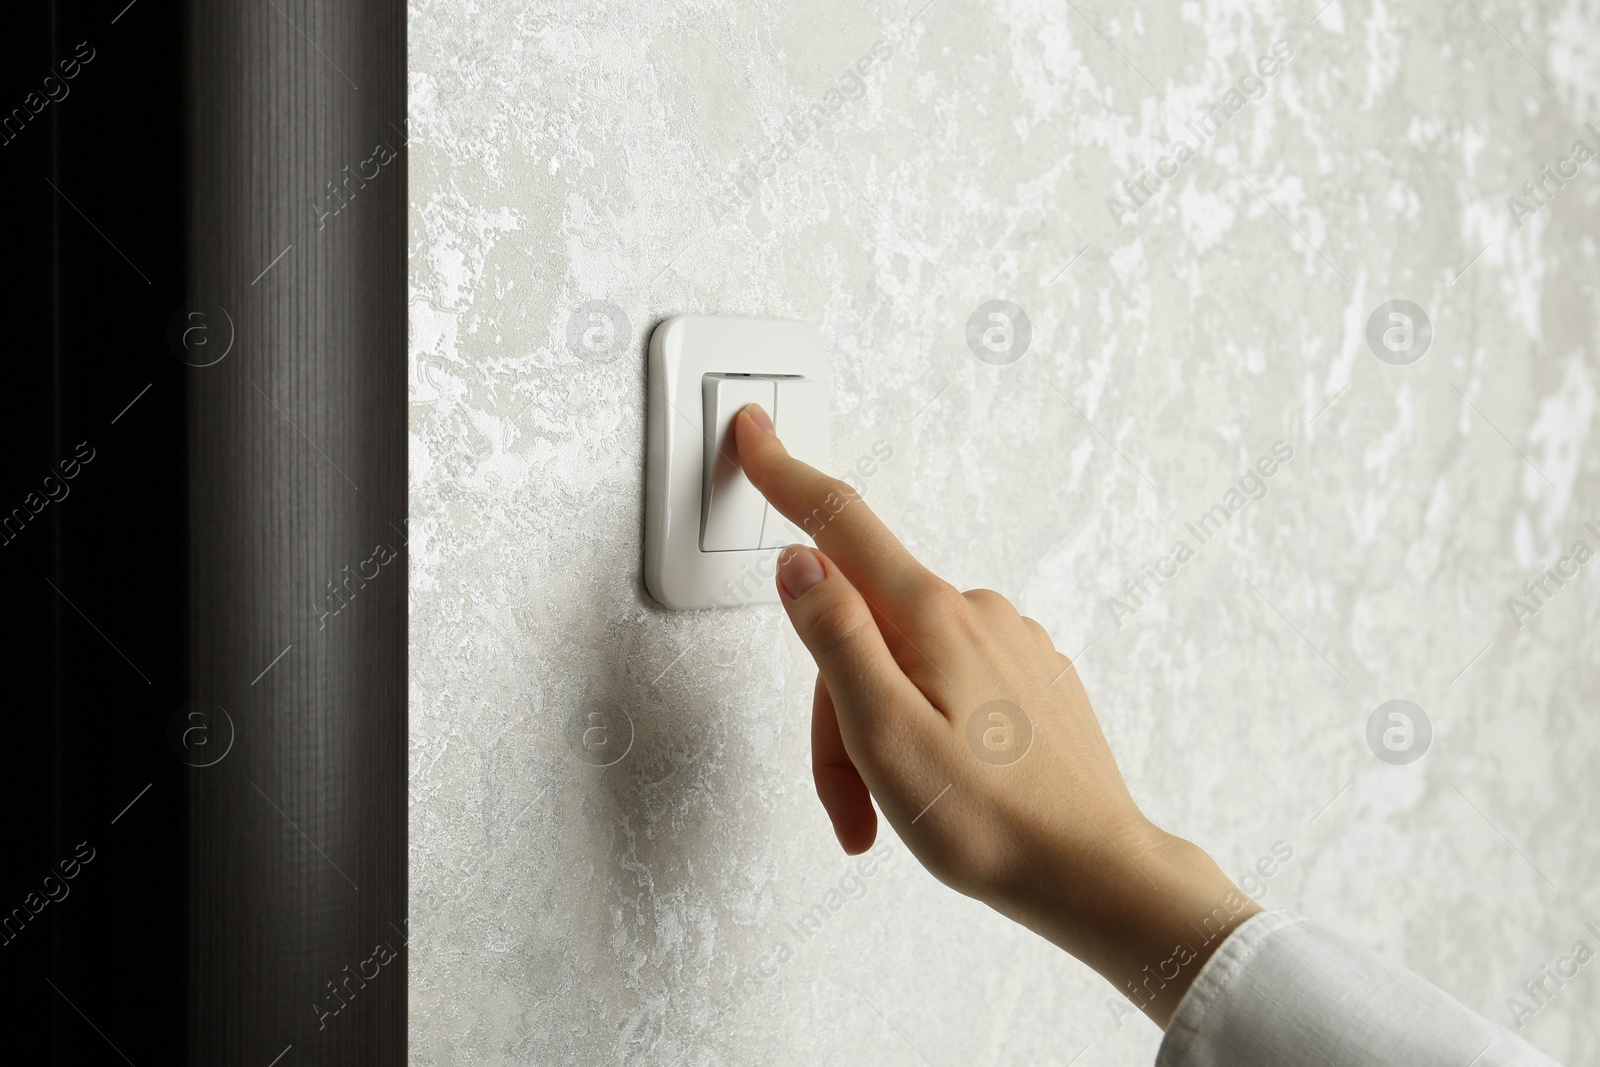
[408,1,1600,1063]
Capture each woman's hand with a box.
[735,404,1260,1027]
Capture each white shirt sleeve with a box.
[1157,910,1562,1067]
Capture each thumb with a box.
[774,545,929,749]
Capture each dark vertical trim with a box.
[186,1,406,1062]
[48,2,65,1059]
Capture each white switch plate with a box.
[644,315,831,610]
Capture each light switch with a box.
[645,315,831,610]
[701,375,774,551]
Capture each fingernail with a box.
[743,403,775,435]
[778,547,825,599]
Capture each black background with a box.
[3,2,188,1062]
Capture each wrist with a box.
[1108,831,1262,1026]
[994,820,1261,1028]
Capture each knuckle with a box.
[797,478,862,538]
[962,588,1017,616]
[911,573,964,611]
[820,476,862,505]
[802,595,871,655]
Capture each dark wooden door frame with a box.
[187,1,407,1063]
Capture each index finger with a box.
[734,404,938,611]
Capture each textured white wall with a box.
[408,2,1600,1063]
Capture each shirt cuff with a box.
[1155,909,1563,1067]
